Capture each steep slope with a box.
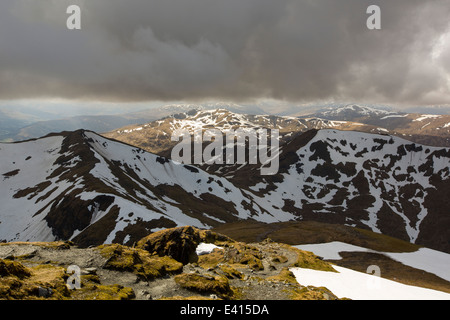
[103,109,450,253]
[243,129,450,253]
[0,130,294,247]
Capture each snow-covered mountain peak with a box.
[316,104,396,118]
[0,129,293,246]
[155,101,265,118]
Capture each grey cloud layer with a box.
[0,0,449,105]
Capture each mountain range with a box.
[1,107,449,254]
[4,103,450,148]
[306,105,450,147]
[0,102,265,142]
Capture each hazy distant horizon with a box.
[1,99,450,124]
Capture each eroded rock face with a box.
[136,226,232,264]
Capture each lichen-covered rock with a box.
[98,243,183,280]
[136,226,233,264]
[0,228,346,300]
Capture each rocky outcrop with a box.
[0,227,343,300]
[1,226,449,300]
[136,226,233,264]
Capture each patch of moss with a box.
[238,253,264,270]
[72,283,135,300]
[198,249,226,269]
[134,255,184,280]
[288,285,341,300]
[81,274,101,284]
[287,246,336,272]
[225,243,265,271]
[27,264,70,299]
[0,277,22,299]
[0,278,57,300]
[99,244,139,271]
[267,267,298,284]
[0,260,71,300]
[218,264,244,280]
[98,243,183,280]
[198,229,234,245]
[0,258,32,279]
[198,242,264,271]
[64,269,135,300]
[174,273,233,299]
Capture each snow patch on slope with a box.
[291,265,450,300]
[294,241,450,282]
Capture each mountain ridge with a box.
[1,126,449,253]
[1,102,266,142]
[302,104,450,147]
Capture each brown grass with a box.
[174,273,233,299]
[213,220,421,252]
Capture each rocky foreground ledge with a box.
[0,226,342,300]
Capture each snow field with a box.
[290,265,450,300]
[292,241,450,300]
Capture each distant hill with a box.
[302,104,450,147]
[2,102,266,142]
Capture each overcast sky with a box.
[1,0,449,112]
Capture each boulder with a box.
[136,226,232,264]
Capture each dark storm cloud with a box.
[0,0,449,105]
